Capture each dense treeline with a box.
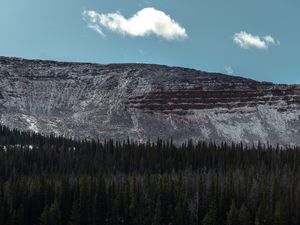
[0,125,300,225]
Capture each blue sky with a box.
[0,0,299,84]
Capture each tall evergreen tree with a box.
[238,203,251,225]
[273,199,288,225]
[152,198,162,225]
[202,199,218,225]
[39,201,61,225]
[226,200,238,225]
[69,200,81,225]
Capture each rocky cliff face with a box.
[0,56,299,146]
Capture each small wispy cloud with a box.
[87,24,104,36]
[82,8,188,40]
[224,66,234,75]
[233,31,279,49]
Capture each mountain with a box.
[0,56,299,146]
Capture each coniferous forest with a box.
[0,125,300,225]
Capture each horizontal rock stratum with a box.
[0,56,299,146]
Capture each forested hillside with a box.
[0,125,300,225]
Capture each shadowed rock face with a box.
[0,56,299,146]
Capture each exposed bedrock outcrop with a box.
[0,56,299,146]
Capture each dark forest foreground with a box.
[0,125,300,225]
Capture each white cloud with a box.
[263,35,275,44]
[82,8,188,40]
[224,66,234,75]
[233,31,279,49]
[87,24,105,36]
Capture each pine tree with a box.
[79,176,90,225]
[69,200,81,225]
[202,199,218,225]
[226,200,237,225]
[255,204,266,225]
[111,197,120,225]
[39,205,50,225]
[48,201,62,225]
[129,188,138,225]
[39,201,61,225]
[8,208,24,225]
[273,199,288,225]
[174,202,185,225]
[152,198,162,225]
[95,177,107,225]
[238,203,251,225]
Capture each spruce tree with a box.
[226,200,237,225]
[152,198,162,225]
[39,201,61,225]
[273,199,288,225]
[69,200,81,225]
[39,206,50,225]
[202,199,218,225]
[238,203,251,225]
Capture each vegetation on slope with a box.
[0,125,299,225]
